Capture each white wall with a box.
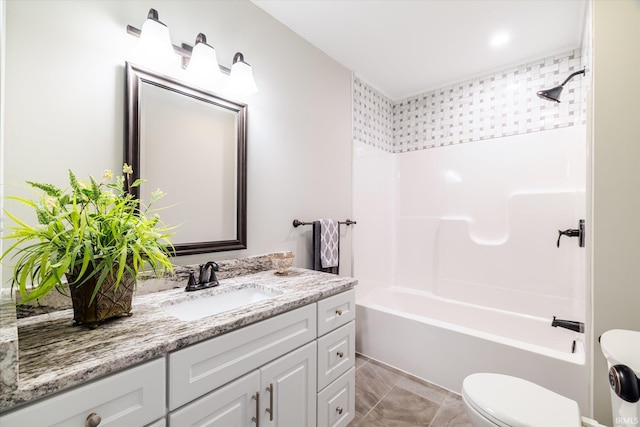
[591,1,640,423]
[2,0,353,284]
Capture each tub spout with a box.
[552,316,585,333]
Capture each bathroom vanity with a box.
[0,262,356,427]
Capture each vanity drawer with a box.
[168,303,316,410]
[317,321,355,391]
[317,367,355,427]
[317,289,355,337]
[0,358,165,427]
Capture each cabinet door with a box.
[169,370,260,427]
[260,342,317,427]
[0,358,165,427]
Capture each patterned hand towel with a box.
[319,219,339,268]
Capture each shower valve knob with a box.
[556,219,585,248]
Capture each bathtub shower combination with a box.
[353,125,589,412]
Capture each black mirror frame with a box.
[125,62,247,255]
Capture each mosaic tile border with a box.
[353,77,394,152]
[353,49,587,153]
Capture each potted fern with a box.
[0,164,174,327]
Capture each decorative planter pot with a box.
[68,266,135,328]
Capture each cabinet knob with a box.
[85,413,102,427]
[336,406,344,415]
[335,309,343,316]
[336,351,344,358]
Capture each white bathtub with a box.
[356,286,589,412]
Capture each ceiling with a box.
[251,0,587,100]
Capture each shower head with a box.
[537,85,564,103]
[537,69,586,103]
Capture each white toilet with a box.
[462,329,640,427]
[462,373,595,427]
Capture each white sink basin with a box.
[163,285,282,321]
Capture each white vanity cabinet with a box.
[0,358,166,427]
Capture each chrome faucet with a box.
[185,261,220,292]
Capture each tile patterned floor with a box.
[348,354,473,427]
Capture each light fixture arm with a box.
[195,33,208,45]
[147,8,161,22]
[233,52,246,64]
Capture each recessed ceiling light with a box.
[490,32,509,47]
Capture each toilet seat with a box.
[462,373,582,427]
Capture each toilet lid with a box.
[462,373,582,427]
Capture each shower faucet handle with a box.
[557,219,585,248]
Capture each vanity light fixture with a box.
[229,53,259,96]
[133,9,179,72]
[127,9,258,96]
[185,33,224,88]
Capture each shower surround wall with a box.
[353,47,588,388]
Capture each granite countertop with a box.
[0,262,356,412]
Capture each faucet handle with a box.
[185,271,198,292]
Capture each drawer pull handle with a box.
[336,406,344,415]
[85,413,102,427]
[252,392,260,426]
[337,351,344,358]
[266,383,274,421]
[335,309,343,316]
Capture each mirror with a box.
[125,62,247,255]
